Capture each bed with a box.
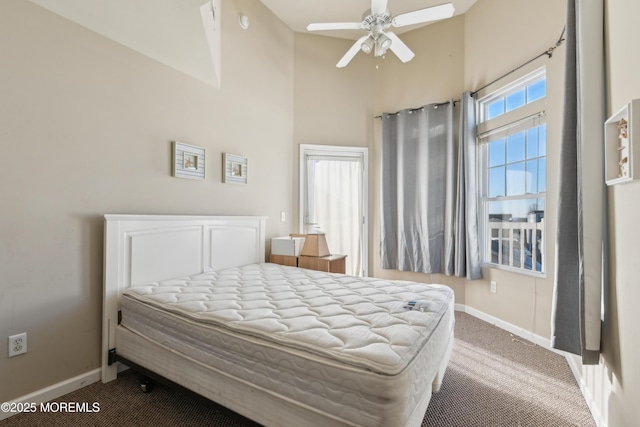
[101,214,454,427]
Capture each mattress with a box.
[118,263,454,426]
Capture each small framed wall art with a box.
[223,153,248,184]
[173,141,205,180]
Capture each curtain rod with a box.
[373,26,565,120]
[470,26,566,97]
[374,99,459,119]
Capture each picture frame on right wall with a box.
[605,99,639,185]
[223,153,248,184]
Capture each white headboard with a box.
[101,214,267,382]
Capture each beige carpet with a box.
[1,312,596,427]
[422,313,596,426]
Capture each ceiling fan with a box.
[307,0,455,68]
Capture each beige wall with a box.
[0,0,294,403]
[373,15,466,113]
[581,1,640,425]
[462,0,566,339]
[292,33,376,230]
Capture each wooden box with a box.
[298,255,346,274]
[269,254,298,267]
[300,234,330,257]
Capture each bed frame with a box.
[101,214,267,383]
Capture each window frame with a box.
[478,67,547,123]
[476,67,547,277]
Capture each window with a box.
[480,68,546,122]
[478,68,546,275]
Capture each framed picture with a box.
[173,141,205,180]
[223,153,248,184]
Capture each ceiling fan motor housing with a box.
[361,9,393,56]
[362,10,392,35]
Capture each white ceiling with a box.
[26,0,476,86]
[260,0,477,40]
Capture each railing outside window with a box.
[488,219,544,273]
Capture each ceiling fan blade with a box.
[392,3,455,28]
[371,0,388,16]
[337,35,369,68]
[307,22,363,32]
[385,32,415,63]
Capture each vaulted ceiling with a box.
[27,1,477,85]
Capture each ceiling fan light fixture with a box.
[361,36,375,54]
[377,34,392,51]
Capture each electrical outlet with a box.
[490,281,497,294]
[8,333,27,357]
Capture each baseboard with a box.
[565,355,607,427]
[454,304,565,355]
[0,368,101,421]
[455,304,603,427]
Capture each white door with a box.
[300,145,368,276]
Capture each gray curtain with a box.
[455,93,482,280]
[551,0,604,364]
[381,97,481,279]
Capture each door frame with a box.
[299,144,369,276]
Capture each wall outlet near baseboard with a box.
[490,281,497,294]
[8,332,27,357]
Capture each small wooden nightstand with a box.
[269,254,347,274]
[298,254,346,274]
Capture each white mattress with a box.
[118,263,454,426]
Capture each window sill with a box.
[482,262,547,279]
